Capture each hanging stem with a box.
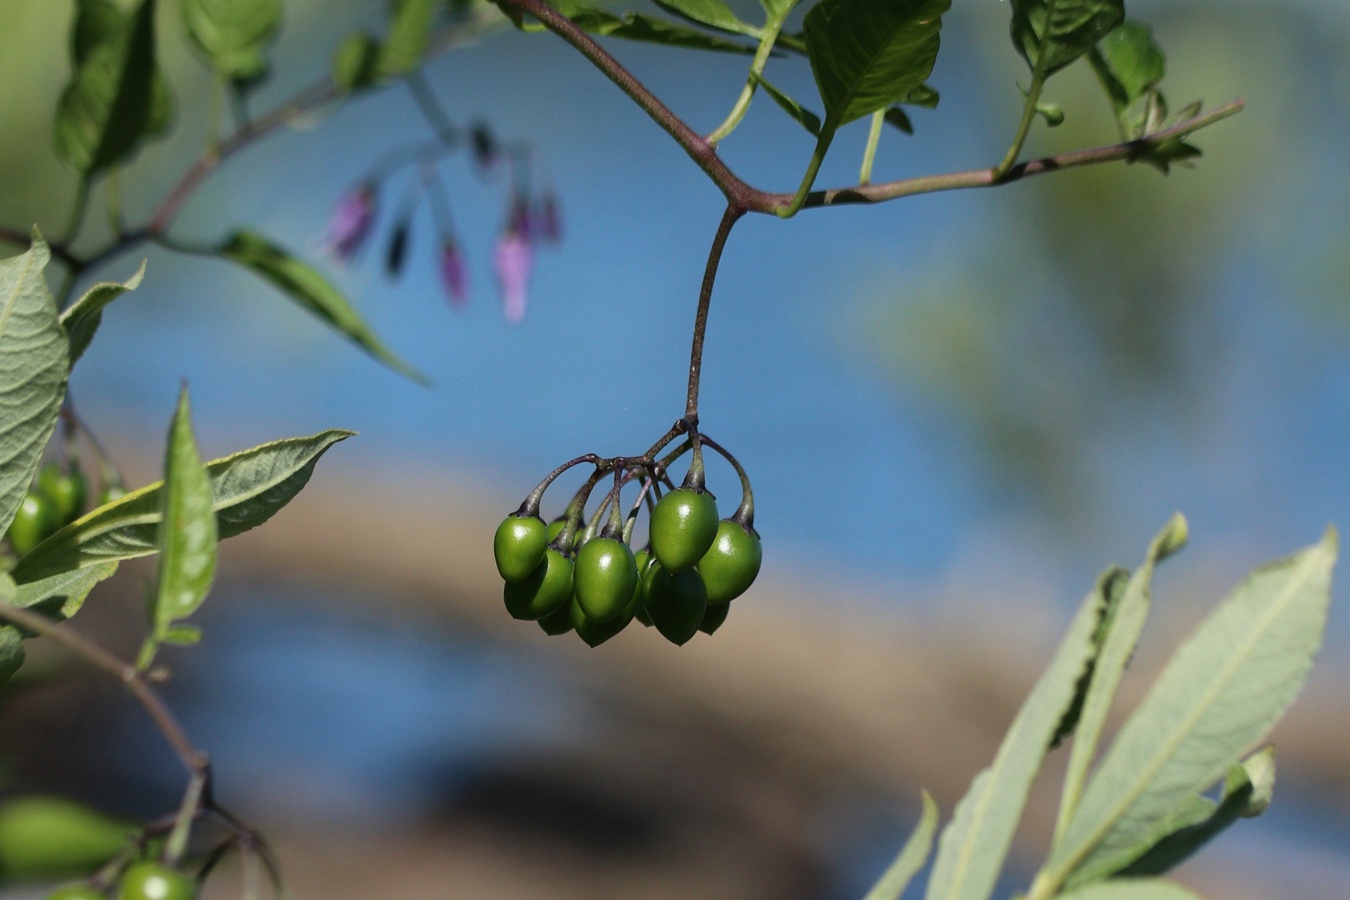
[686,204,746,421]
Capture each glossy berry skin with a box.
[7,492,55,556]
[45,886,105,900]
[573,538,638,623]
[118,863,195,900]
[642,561,707,646]
[494,514,549,582]
[570,593,635,647]
[697,520,762,605]
[38,465,88,526]
[697,600,729,635]
[537,601,575,636]
[649,488,718,573]
[504,548,573,620]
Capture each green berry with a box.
[642,561,707,646]
[503,548,573,620]
[573,537,638,623]
[649,488,718,572]
[697,600,729,635]
[633,549,655,627]
[696,519,762,604]
[38,464,88,526]
[570,593,634,648]
[537,601,575,636]
[7,492,55,556]
[494,514,549,582]
[118,862,195,900]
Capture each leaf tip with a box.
[1153,512,1188,562]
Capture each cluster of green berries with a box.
[46,862,196,900]
[3,460,121,558]
[493,432,761,647]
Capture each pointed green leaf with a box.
[1042,529,1337,891]
[0,233,68,537]
[218,231,427,383]
[924,571,1107,900]
[153,388,217,629]
[804,0,950,130]
[1049,568,1129,750]
[0,795,135,881]
[162,623,203,645]
[56,0,171,174]
[333,32,382,92]
[60,259,145,367]
[564,5,758,53]
[651,0,758,37]
[1054,517,1187,837]
[751,73,822,136]
[12,561,119,620]
[11,430,354,584]
[883,106,913,135]
[864,791,938,900]
[1056,879,1201,900]
[1092,21,1164,109]
[1010,0,1124,79]
[378,0,439,77]
[181,0,282,82]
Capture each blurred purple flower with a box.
[535,193,562,244]
[507,193,533,243]
[493,229,533,325]
[325,183,378,262]
[438,240,468,306]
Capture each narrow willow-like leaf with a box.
[1112,768,1248,879]
[864,791,938,900]
[56,0,167,174]
[564,5,758,53]
[0,233,68,537]
[1010,0,1124,79]
[652,0,758,37]
[153,388,217,629]
[378,0,439,77]
[1056,879,1201,900]
[181,0,282,82]
[60,259,145,367]
[12,561,119,620]
[804,0,950,130]
[0,795,135,881]
[751,72,822,135]
[12,430,353,584]
[1053,516,1187,841]
[218,231,427,383]
[1049,567,1129,749]
[333,32,381,92]
[1041,529,1337,892]
[924,572,1108,900]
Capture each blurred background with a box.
[0,0,1348,896]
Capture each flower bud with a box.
[493,230,533,325]
[325,183,377,262]
[438,240,468,306]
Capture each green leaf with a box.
[1113,749,1273,879]
[378,0,439,77]
[218,230,427,383]
[864,791,938,900]
[1042,529,1337,891]
[56,0,171,174]
[804,0,950,130]
[1049,566,1129,749]
[12,561,119,620]
[923,569,1108,900]
[757,0,799,18]
[563,4,759,53]
[1092,21,1164,110]
[152,388,217,629]
[651,0,758,37]
[181,0,283,82]
[904,82,939,108]
[883,106,913,135]
[0,795,134,881]
[1054,517,1186,834]
[1010,0,1124,79]
[333,32,382,92]
[60,259,145,367]
[0,623,22,695]
[1056,879,1201,900]
[0,233,68,538]
[751,72,821,136]
[11,430,354,584]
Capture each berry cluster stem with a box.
[686,203,746,422]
